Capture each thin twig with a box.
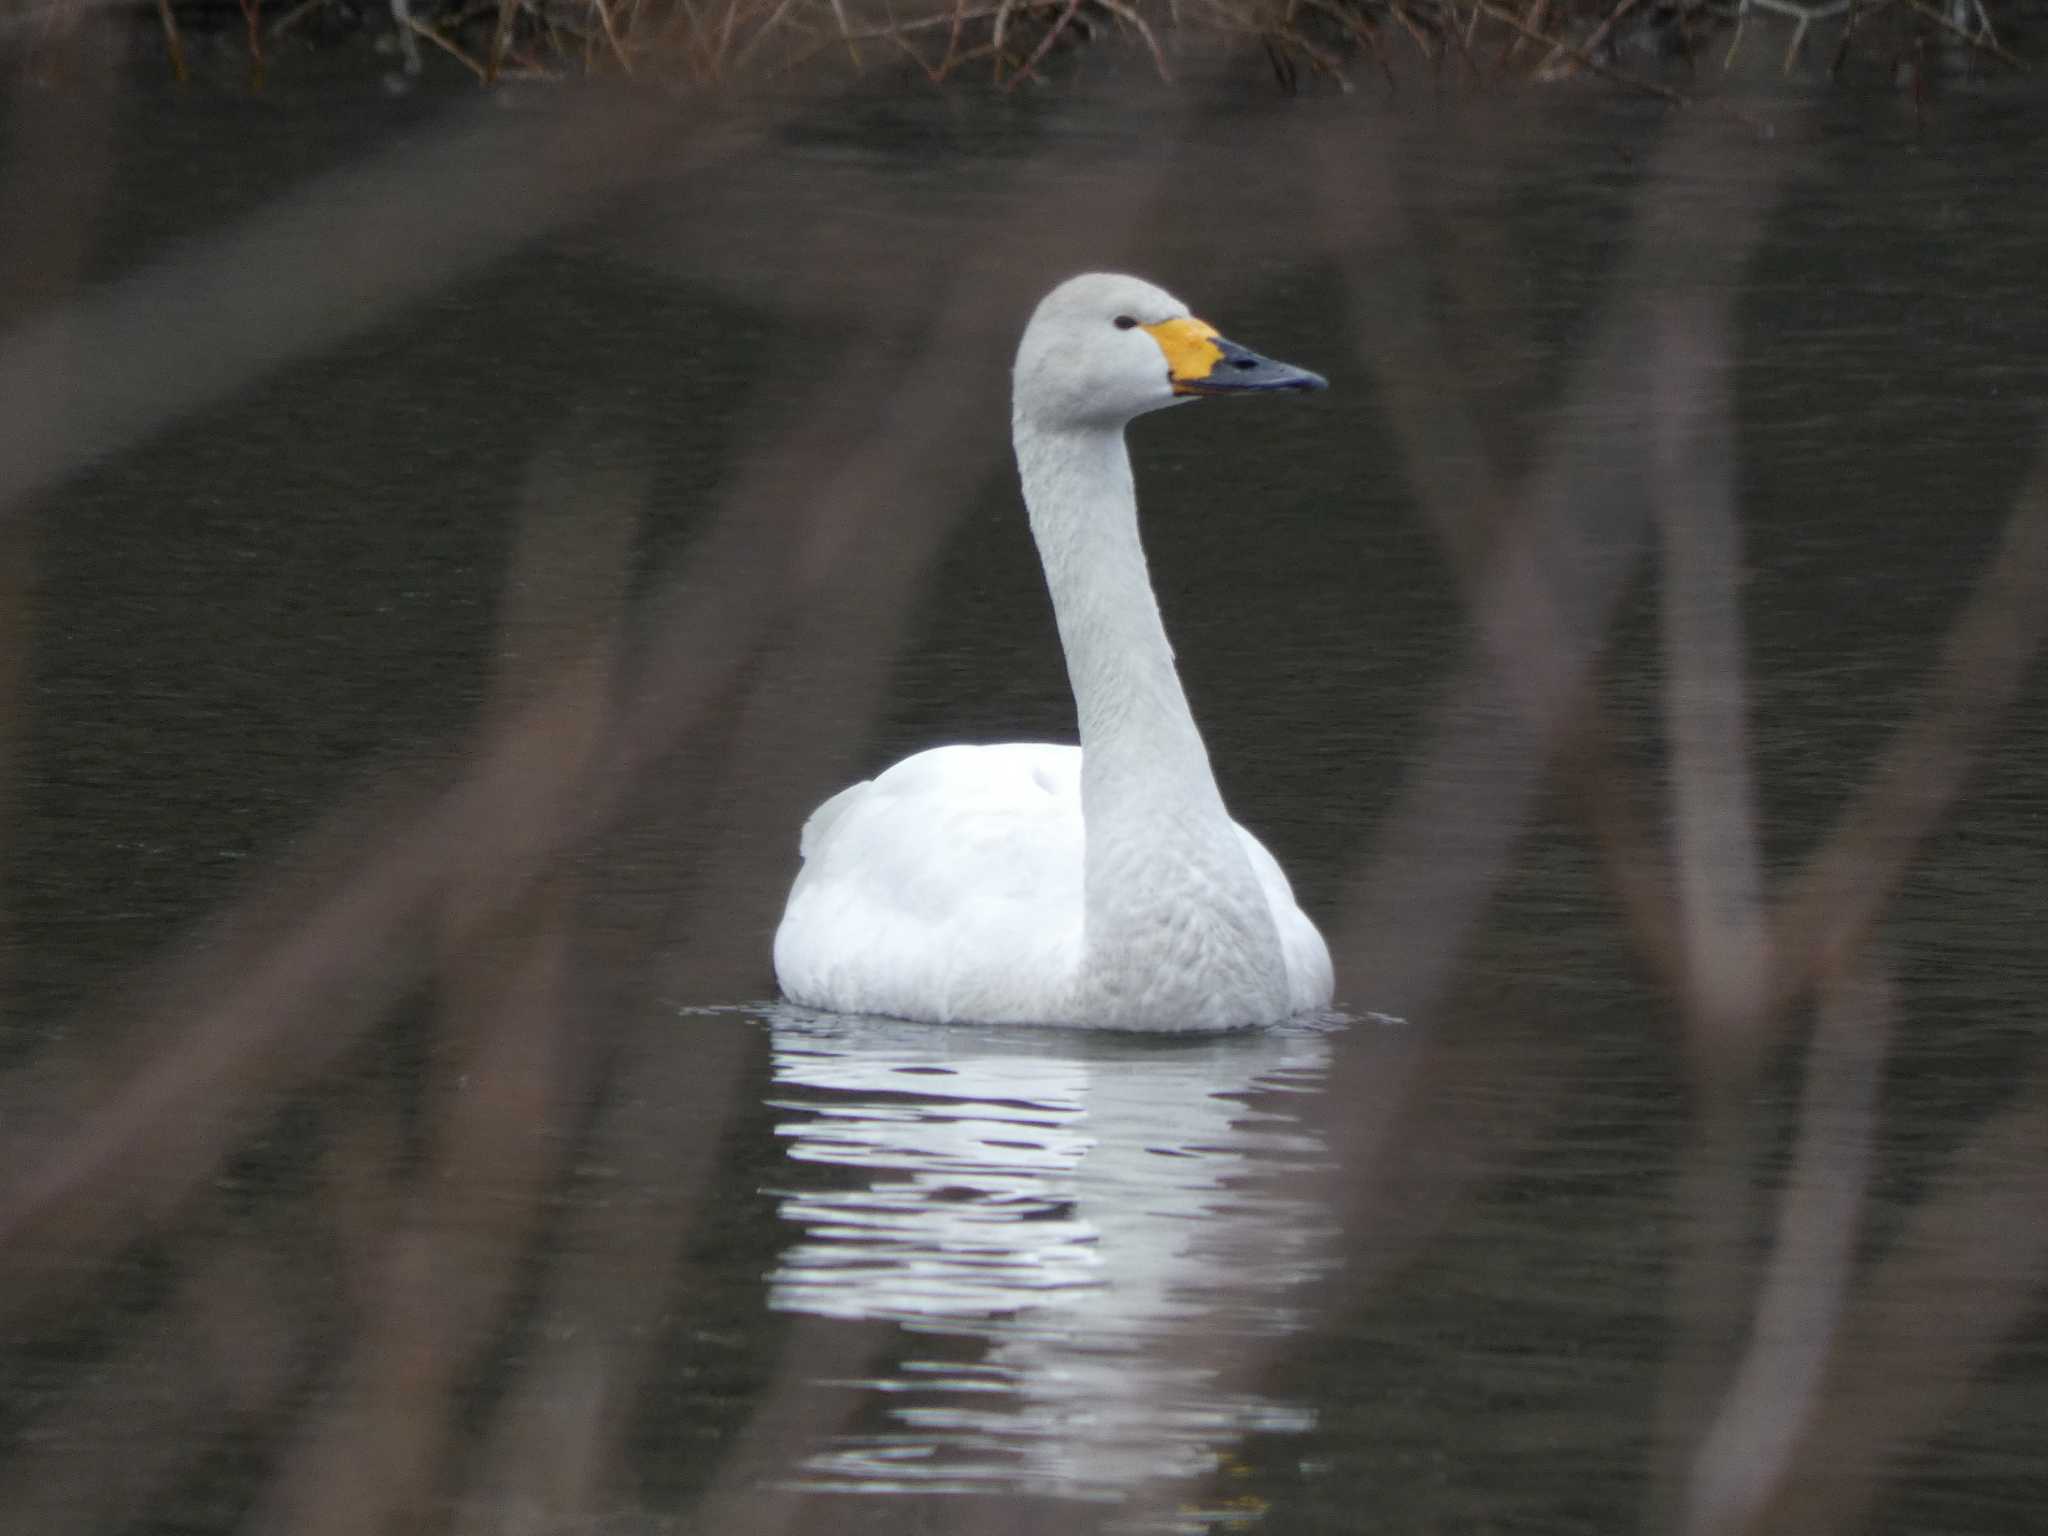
[1435,0,1486,79]
[486,0,517,78]
[590,0,633,71]
[779,4,1005,48]
[1096,0,1172,78]
[1767,447,2048,1014]
[826,0,862,66]
[155,0,188,81]
[1299,0,1383,84]
[267,0,329,39]
[407,15,490,78]
[1969,0,2003,52]
[1537,0,1641,76]
[1902,0,2026,66]
[938,35,1001,74]
[1827,0,1863,76]
[1503,0,1548,64]
[660,0,714,80]
[1479,0,1693,101]
[941,0,969,75]
[1723,0,1747,64]
[991,0,1020,63]
[1683,954,1893,1536]
[1007,0,1084,86]
[730,0,805,69]
[710,0,742,75]
[882,22,941,75]
[1758,1069,2048,1536]
[1385,0,1437,58]
[238,0,267,85]
[1729,0,1854,72]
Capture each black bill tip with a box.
[1174,336,1328,396]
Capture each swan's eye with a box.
[1113,315,1138,330]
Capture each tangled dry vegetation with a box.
[44,0,2038,92]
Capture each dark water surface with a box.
[1,59,2044,1536]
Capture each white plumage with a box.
[774,274,1334,1030]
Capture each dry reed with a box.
[6,0,2031,91]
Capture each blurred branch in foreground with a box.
[249,458,635,1536]
[0,87,754,1333]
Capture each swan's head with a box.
[1012,272,1327,432]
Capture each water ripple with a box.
[761,1006,1341,1503]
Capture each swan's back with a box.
[775,744,1088,1024]
[775,743,1331,1027]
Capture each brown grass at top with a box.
[87,0,2029,94]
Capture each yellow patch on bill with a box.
[1142,316,1225,392]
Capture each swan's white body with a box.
[774,274,1334,1031]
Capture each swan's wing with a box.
[775,744,1086,1024]
[1232,825,1335,1014]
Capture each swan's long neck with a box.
[1015,418,1287,1026]
[1017,423,1217,812]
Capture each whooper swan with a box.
[773,273,1334,1031]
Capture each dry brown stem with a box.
[0,99,757,1334]
[237,0,265,82]
[1681,954,1894,1536]
[1478,0,1694,101]
[152,0,188,79]
[1766,448,2048,1015]
[1653,293,1769,1072]
[1745,1066,2048,1535]
[1535,0,1639,74]
[0,50,123,1040]
[408,13,492,76]
[1314,114,1784,1025]
[1900,0,2026,67]
[0,1236,310,1535]
[250,476,633,1536]
[0,99,743,523]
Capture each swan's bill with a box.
[1142,316,1329,397]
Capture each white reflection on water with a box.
[762,1006,1341,1502]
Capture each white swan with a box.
[773,273,1334,1031]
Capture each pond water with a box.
[762,1007,1335,1500]
[0,53,2044,1536]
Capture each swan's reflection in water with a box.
[763,1006,1340,1502]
